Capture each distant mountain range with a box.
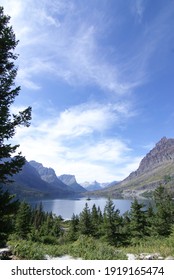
[81,181,118,191]
[4,136,174,200]
[93,137,174,198]
[4,160,86,199]
[4,160,115,199]
[58,174,86,193]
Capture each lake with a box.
[30,197,150,220]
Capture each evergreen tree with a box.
[79,203,93,236]
[0,6,32,183]
[102,198,121,246]
[0,187,19,246]
[152,185,174,236]
[91,204,103,238]
[51,214,62,238]
[31,202,45,230]
[0,5,31,246]
[121,211,131,245]
[67,213,79,241]
[145,203,155,235]
[15,201,31,239]
[129,199,147,242]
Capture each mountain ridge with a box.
[58,174,86,193]
[93,137,174,198]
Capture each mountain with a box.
[81,181,103,191]
[29,161,71,191]
[81,180,119,191]
[6,161,85,199]
[94,137,174,198]
[7,161,74,199]
[58,174,86,193]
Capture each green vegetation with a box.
[1,5,174,260]
[0,6,31,246]
[0,6,31,184]
[4,184,174,259]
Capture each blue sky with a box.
[2,0,174,182]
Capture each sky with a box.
[1,0,174,183]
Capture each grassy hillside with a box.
[92,162,174,198]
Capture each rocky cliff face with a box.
[82,181,102,191]
[127,137,174,180]
[29,160,70,191]
[97,137,174,198]
[58,174,86,193]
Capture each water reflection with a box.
[30,197,138,219]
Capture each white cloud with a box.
[11,102,141,182]
[134,0,145,22]
[22,101,133,140]
[1,0,142,93]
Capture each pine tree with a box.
[67,213,79,241]
[15,201,31,239]
[0,187,19,246]
[0,6,32,184]
[129,198,147,242]
[79,203,93,236]
[31,202,45,230]
[145,203,155,235]
[91,204,103,238]
[102,198,121,246]
[152,185,174,236]
[0,5,31,246]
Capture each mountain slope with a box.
[58,174,86,193]
[81,181,103,191]
[96,137,174,198]
[7,161,81,199]
[29,161,70,190]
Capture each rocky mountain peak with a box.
[58,174,86,193]
[127,137,174,180]
[59,174,77,185]
[29,160,57,184]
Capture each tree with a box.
[15,201,31,239]
[0,6,31,245]
[31,202,45,230]
[152,185,174,236]
[0,6,32,184]
[102,198,121,246]
[0,187,19,246]
[67,213,79,241]
[79,203,93,236]
[129,198,147,242]
[91,204,103,238]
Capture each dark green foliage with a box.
[145,203,155,234]
[152,185,174,236]
[0,187,19,246]
[67,213,79,241]
[129,199,147,242]
[15,201,31,239]
[91,204,103,238]
[0,6,32,184]
[31,202,45,230]
[0,6,31,245]
[69,235,127,260]
[102,198,122,246]
[6,186,174,259]
[79,203,93,236]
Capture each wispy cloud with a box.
[1,0,146,94]
[3,0,173,182]
[12,102,140,182]
[14,101,133,140]
[133,0,145,22]
[3,0,173,93]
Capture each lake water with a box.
[30,197,150,220]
